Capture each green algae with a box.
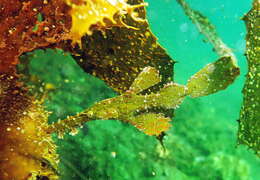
[187,56,240,98]
[43,0,245,138]
[47,67,186,136]
[60,0,174,94]
[176,0,236,58]
[176,0,240,98]
[20,45,260,179]
[238,0,260,156]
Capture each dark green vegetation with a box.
[238,1,260,155]
[22,49,259,179]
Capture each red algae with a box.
[0,0,71,72]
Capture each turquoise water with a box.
[24,0,259,179]
[146,0,259,179]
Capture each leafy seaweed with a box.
[238,0,260,155]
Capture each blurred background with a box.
[22,0,259,179]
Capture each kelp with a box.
[59,0,174,93]
[1,0,161,179]
[47,0,242,138]
[24,0,241,139]
[176,0,236,58]
[176,0,240,98]
[0,73,59,179]
[238,0,260,156]
[0,0,143,72]
[46,67,186,137]
[177,0,259,155]
[65,0,148,44]
[187,56,239,98]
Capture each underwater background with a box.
[23,0,259,179]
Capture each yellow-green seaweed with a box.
[187,56,240,98]
[49,0,244,138]
[46,67,186,136]
[176,0,240,98]
[61,0,174,94]
[238,0,260,156]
